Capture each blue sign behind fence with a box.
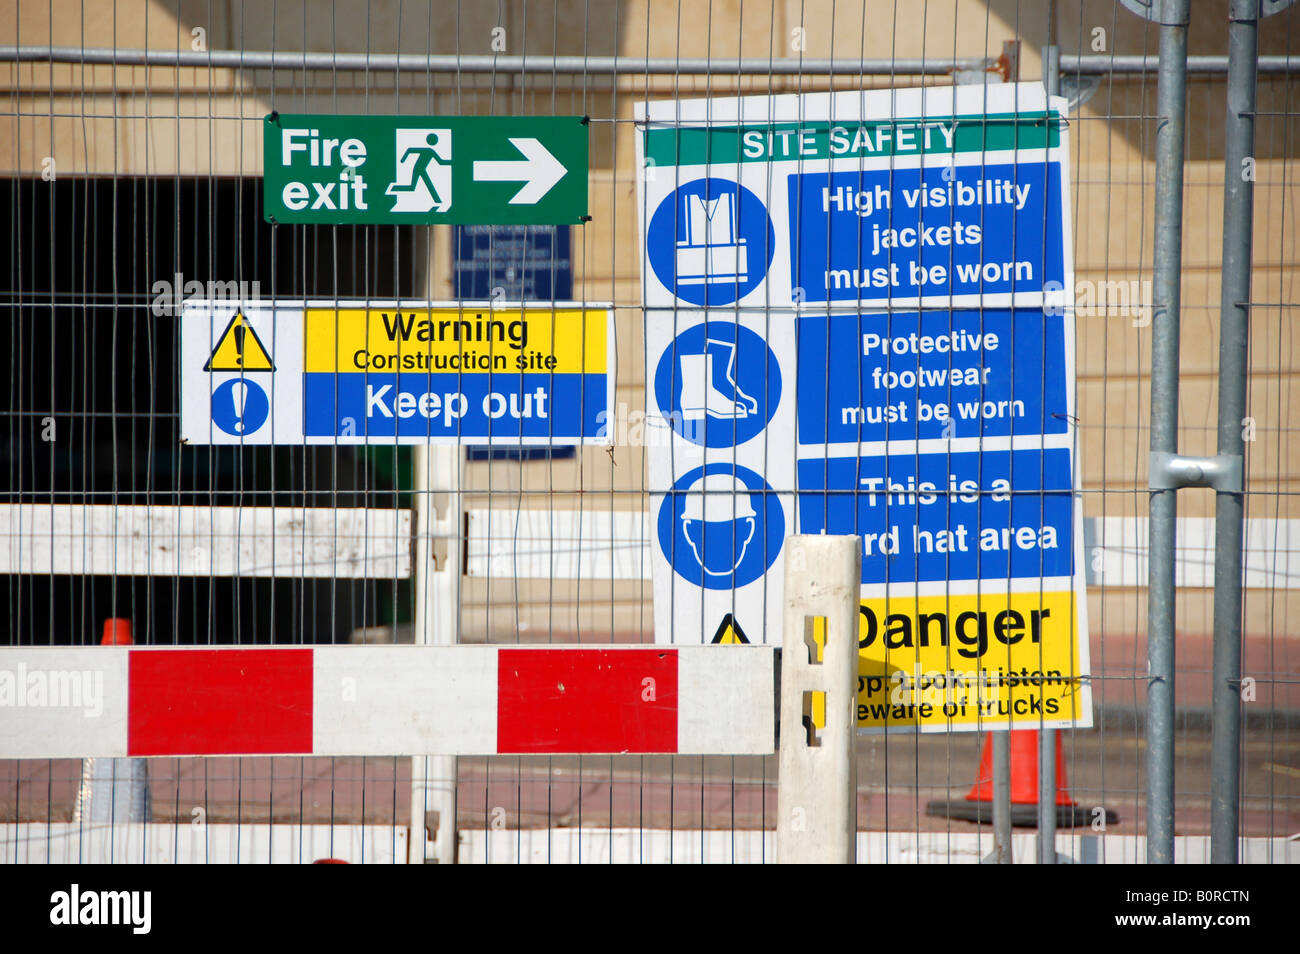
[453,226,578,457]
[453,225,572,301]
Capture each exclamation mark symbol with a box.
[233,321,246,367]
[231,381,248,433]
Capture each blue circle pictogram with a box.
[646,178,774,306]
[653,322,781,448]
[211,378,270,437]
[657,463,784,590]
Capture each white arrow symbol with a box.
[472,137,567,205]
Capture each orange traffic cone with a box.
[102,618,133,646]
[926,730,1116,827]
[965,729,1075,806]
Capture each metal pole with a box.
[1037,729,1057,863]
[410,448,433,864]
[977,37,1029,868]
[992,733,1013,863]
[1211,0,1259,865]
[1059,53,1294,74]
[0,46,991,75]
[1147,0,1192,865]
[1039,34,1061,866]
[1,46,1296,75]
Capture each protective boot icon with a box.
[677,338,758,421]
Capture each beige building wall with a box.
[3,0,1298,647]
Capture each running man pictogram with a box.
[387,128,452,213]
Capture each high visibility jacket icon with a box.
[675,191,749,285]
[676,335,759,422]
[680,472,758,576]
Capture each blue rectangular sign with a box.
[453,225,577,457]
[788,161,1065,303]
[454,225,572,301]
[797,447,1075,585]
[796,309,1069,444]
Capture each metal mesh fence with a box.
[0,0,1297,864]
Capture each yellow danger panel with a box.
[303,307,607,375]
[204,311,275,372]
[811,590,1090,732]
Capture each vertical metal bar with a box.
[992,732,1012,863]
[1147,0,1192,866]
[1039,33,1061,866]
[1212,0,1259,865]
[410,447,432,864]
[1037,729,1057,863]
[981,23,1033,870]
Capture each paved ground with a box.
[5,710,1297,838]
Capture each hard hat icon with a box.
[659,463,783,590]
[680,471,758,577]
[680,472,758,522]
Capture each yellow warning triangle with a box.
[711,614,750,645]
[204,311,275,372]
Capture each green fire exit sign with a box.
[262,114,589,225]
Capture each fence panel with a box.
[1,0,1296,864]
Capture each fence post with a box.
[1038,25,1062,865]
[990,733,1013,863]
[411,445,462,864]
[1146,0,1192,866]
[410,224,464,865]
[410,447,433,863]
[776,535,860,864]
[1211,0,1259,864]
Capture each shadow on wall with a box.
[161,0,622,61]
[156,0,627,170]
[159,0,1299,163]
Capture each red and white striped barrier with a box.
[0,646,774,758]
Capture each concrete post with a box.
[776,535,861,864]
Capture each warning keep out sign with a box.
[180,299,614,445]
[301,307,608,439]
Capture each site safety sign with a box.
[636,83,1091,732]
[180,300,614,445]
[262,115,589,225]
